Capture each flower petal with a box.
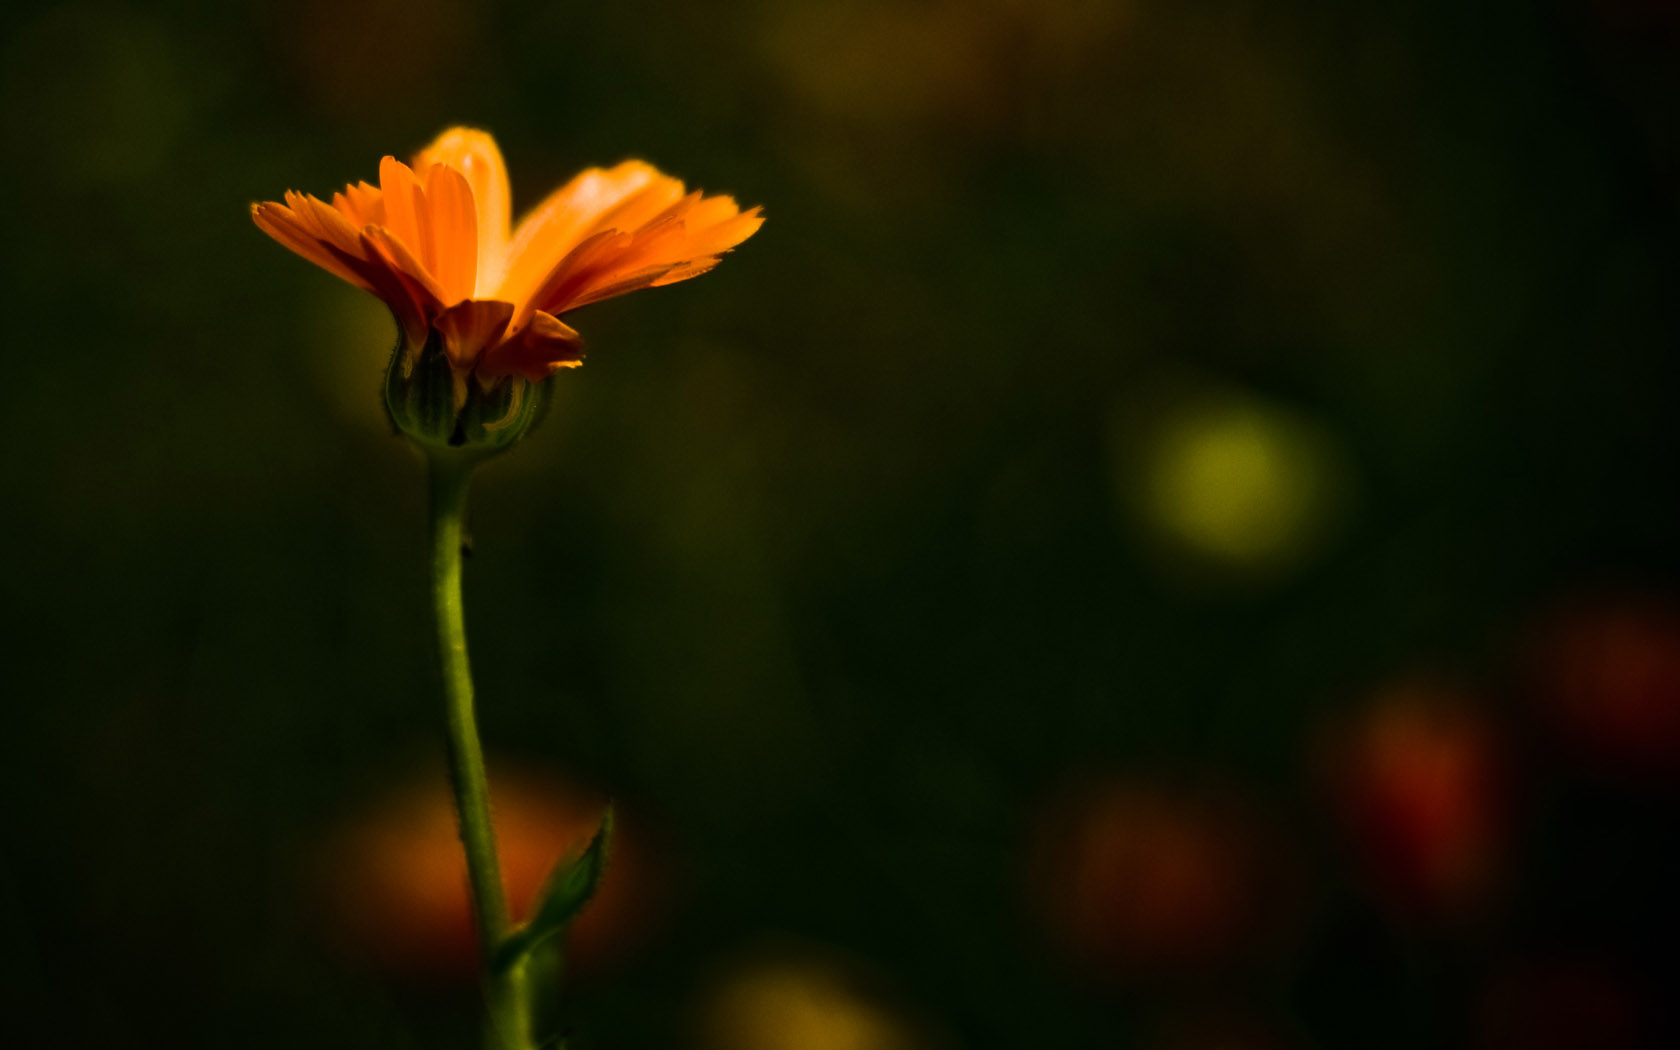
[363,225,448,306]
[331,180,385,227]
[314,229,443,349]
[432,298,514,372]
[377,156,427,267]
[495,161,681,312]
[480,310,585,381]
[414,128,511,296]
[422,162,478,305]
[251,197,372,291]
[525,196,764,316]
[589,203,764,305]
[252,189,444,348]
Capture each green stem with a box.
[427,452,531,1050]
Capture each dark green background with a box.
[4,0,1679,1046]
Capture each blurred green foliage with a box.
[3,0,1679,1047]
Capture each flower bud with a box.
[384,327,546,452]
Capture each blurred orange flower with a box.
[253,128,763,384]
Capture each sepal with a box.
[384,325,546,451]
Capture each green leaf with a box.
[493,806,614,974]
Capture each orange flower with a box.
[252,128,763,388]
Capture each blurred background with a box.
[3,0,1680,1046]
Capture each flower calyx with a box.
[384,323,548,453]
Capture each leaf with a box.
[493,806,614,974]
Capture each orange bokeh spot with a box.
[1327,682,1504,917]
[318,763,650,985]
[1031,778,1294,980]
[1526,592,1680,776]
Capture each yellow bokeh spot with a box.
[697,952,931,1050]
[1134,392,1348,573]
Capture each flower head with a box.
[253,128,762,448]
